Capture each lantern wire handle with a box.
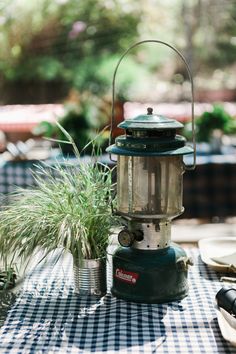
[110,39,196,170]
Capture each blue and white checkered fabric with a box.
[1,156,236,218]
[0,249,235,354]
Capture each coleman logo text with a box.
[115,268,139,284]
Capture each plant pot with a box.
[209,129,223,154]
[73,258,106,296]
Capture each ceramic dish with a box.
[216,306,236,347]
[1,149,50,162]
[198,237,236,272]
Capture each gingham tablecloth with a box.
[182,162,236,219]
[0,248,235,354]
[0,155,111,196]
[1,151,236,218]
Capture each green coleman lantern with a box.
[106,40,196,303]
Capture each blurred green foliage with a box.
[203,3,236,68]
[0,0,236,102]
[0,0,140,96]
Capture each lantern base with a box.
[111,243,190,304]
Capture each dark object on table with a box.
[0,268,17,290]
[216,287,236,316]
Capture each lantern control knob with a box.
[147,107,153,115]
[118,229,135,247]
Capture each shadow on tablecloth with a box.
[0,290,170,353]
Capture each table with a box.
[1,150,236,219]
[0,248,235,354]
[0,153,110,197]
[183,150,236,219]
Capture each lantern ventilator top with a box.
[107,107,194,157]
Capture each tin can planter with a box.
[73,258,106,296]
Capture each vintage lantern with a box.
[107,40,196,303]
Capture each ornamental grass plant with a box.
[0,127,116,269]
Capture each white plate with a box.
[1,149,50,162]
[198,237,236,272]
[216,306,236,347]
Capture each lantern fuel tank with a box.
[106,40,196,303]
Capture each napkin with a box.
[217,307,236,346]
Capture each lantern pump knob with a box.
[147,107,153,115]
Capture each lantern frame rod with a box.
[110,39,196,170]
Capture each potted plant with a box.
[183,105,236,152]
[195,105,236,143]
[0,128,116,296]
